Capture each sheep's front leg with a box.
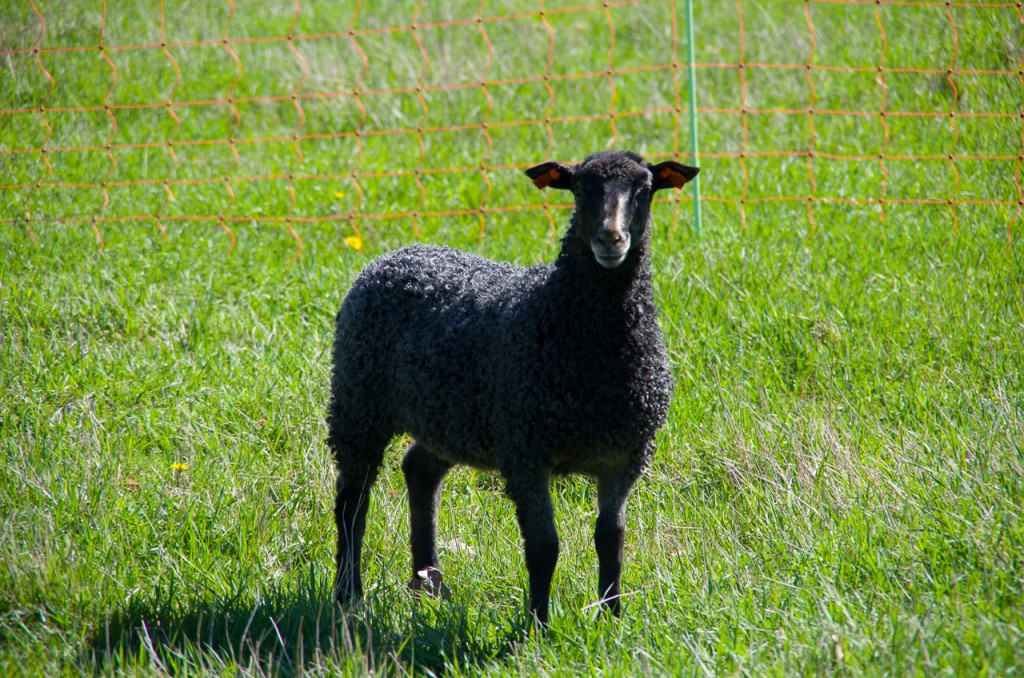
[402,441,452,597]
[504,467,559,625]
[594,471,638,616]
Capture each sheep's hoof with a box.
[333,580,361,609]
[409,567,452,600]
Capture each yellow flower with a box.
[345,234,363,251]
[172,462,189,472]
[334,191,345,200]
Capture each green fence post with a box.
[685,0,703,235]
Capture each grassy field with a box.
[2,1,1023,675]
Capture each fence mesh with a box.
[1,0,1021,254]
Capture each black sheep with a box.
[327,150,699,625]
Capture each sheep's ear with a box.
[525,161,574,190]
[648,161,700,192]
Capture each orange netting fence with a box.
[1,0,1021,254]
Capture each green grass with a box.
[2,0,1024,675]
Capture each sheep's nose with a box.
[591,227,631,268]
[594,228,627,248]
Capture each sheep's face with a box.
[526,151,699,269]
[574,169,651,269]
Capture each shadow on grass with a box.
[83,571,525,675]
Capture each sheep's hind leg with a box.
[402,441,452,598]
[594,470,639,616]
[332,448,385,608]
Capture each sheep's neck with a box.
[550,222,656,326]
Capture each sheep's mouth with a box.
[593,249,628,269]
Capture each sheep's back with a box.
[331,243,671,473]
[332,244,544,465]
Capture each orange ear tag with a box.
[532,168,561,189]
[659,167,689,189]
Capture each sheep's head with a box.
[526,151,699,269]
